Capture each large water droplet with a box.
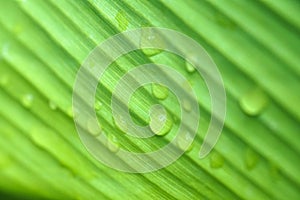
[152,83,169,100]
[107,134,120,153]
[240,88,269,116]
[140,29,164,57]
[150,108,173,136]
[87,118,102,136]
[210,152,225,169]
[176,131,194,152]
[49,100,57,110]
[21,94,34,108]
[94,100,103,111]
[245,148,259,170]
[114,114,128,133]
[115,10,129,31]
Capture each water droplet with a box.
[210,152,225,169]
[115,10,129,31]
[245,148,259,170]
[87,118,102,136]
[140,29,164,57]
[152,83,169,100]
[21,94,34,108]
[214,13,236,29]
[240,88,269,116]
[49,100,57,110]
[94,100,103,111]
[186,61,196,73]
[176,131,194,152]
[173,114,179,123]
[150,108,173,136]
[114,115,128,133]
[107,134,120,153]
[183,99,192,111]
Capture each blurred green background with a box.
[0,0,300,199]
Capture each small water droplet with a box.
[240,88,269,116]
[214,13,236,29]
[210,152,225,169]
[21,94,34,108]
[152,83,169,100]
[115,10,129,31]
[140,29,164,57]
[107,134,120,153]
[150,109,173,136]
[87,118,102,136]
[269,162,280,180]
[49,100,57,110]
[183,99,192,111]
[177,131,194,152]
[245,148,259,170]
[94,100,103,111]
[186,62,196,73]
[114,115,128,133]
[173,115,179,123]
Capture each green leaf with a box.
[0,0,299,199]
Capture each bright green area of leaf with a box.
[0,0,299,200]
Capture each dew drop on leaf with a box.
[140,29,164,57]
[94,100,103,111]
[114,114,128,133]
[87,118,102,136]
[186,62,196,73]
[150,108,173,136]
[239,88,269,116]
[176,131,194,152]
[21,94,34,108]
[210,151,225,169]
[245,148,260,170]
[115,10,129,31]
[49,100,57,110]
[107,134,120,153]
[152,83,169,100]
